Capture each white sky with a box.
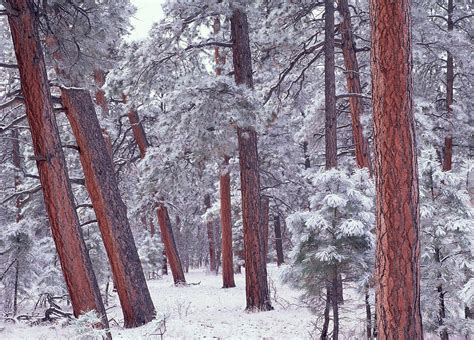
[129,0,165,40]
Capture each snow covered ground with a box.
[1,264,323,339]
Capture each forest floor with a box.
[1,264,371,339]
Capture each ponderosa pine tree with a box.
[370,0,423,338]
[231,6,272,312]
[4,0,108,328]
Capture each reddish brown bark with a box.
[157,204,186,284]
[338,0,372,171]
[370,0,423,338]
[94,69,109,116]
[231,8,272,311]
[61,89,155,328]
[220,158,235,288]
[443,0,454,172]
[127,108,149,159]
[5,0,108,328]
[204,194,217,272]
[260,196,270,262]
[273,214,284,266]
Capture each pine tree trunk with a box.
[320,286,331,340]
[337,0,372,172]
[331,269,340,340]
[370,1,423,338]
[5,0,108,328]
[435,247,449,340]
[443,0,454,171]
[273,214,284,266]
[93,69,109,116]
[204,194,217,272]
[127,107,149,159]
[325,0,337,170]
[260,196,270,262]
[162,250,168,275]
[365,288,373,340]
[220,157,236,288]
[157,204,186,284]
[61,88,155,328]
[231,8,272,311]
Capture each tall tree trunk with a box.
[61,89,155,328]
[231,8,272,311]
[320,286,331,340]
[162,250,168,275]
[11,129,22,222]
[260,196,270,262]
[157,204,186,284]
[5,0,108,328]
[325,0,337,170]
[220,157,236,288]
[337,0,372,172]
[273,214,284,266]
[365,288,373,340]
[443,0,454,171]
[370,0,423,338]
[331,269,340,340]
[435,247,449,340]
[204,194,217,272]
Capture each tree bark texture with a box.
[338,0,372,172]
[127,108,149,159]
[61,89,155,328]
[157,204,186,284]
[443,0,454,171]
[273,214,284,266]
[260,196,270,262]
[325,0,337,170]
[231,8,272,311]
[220,157,236,288]
[204,194,217,272]
[5,0,108,327]
[93,69,109,116]
[370,0,423,338]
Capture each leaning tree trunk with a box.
[273,214,284,266]
[370,0,423,339]
[127,107,149,159]
[93,69,109,116]
[204,194,217,272]
[61,89,155,328]
[157,204,186,284]
[220,157,236,288]
[338,0,372,172]
[5,0,108,328]
[231,7,272,312]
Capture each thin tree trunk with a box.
[260,196,270,262]
[11,129,22,222]
[204,194,217,272]
[370,0,423,338]
[320,286,331,340]
[331,269,340,340]
[157,204,186,284]
[435,247,449,340]
[337,0,371,172]
[162,250,168,275]
[443,0,454,171]
[273,214,284,266]
[5,0,108,328]
[220,157,236,288]
[61,89,155,328]
[325,0,337,170]
[231,8,272,311]
[365,288,373,340]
